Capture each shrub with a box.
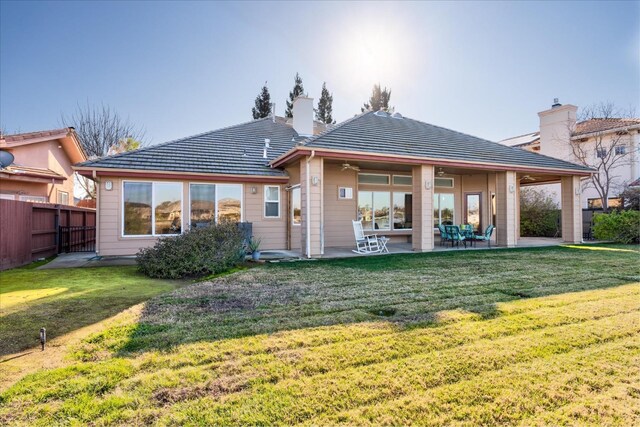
[592,210,640,244]
[519,187,561,237]
[136,222,245,279]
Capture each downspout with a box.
[306,150,315,258]
[93,170,99,255]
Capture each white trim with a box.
[392,174,413,186]
[57,190,69,205]
[121,180,184,238]
[434,177,454,188]
[187,182,244,229]
[358,172,390,185]
[264,184,281,218]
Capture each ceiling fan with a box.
[436,167,446,177]
[520,175,537,182]
[341,163,360,172]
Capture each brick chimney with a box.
[292,96,314,137]
[537,99,577,161]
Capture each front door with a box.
[465,193,482,232]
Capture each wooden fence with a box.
[0,199,96,270]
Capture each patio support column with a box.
[561,175,582,244]
[300,155,323,257]
[412,165,434,252]
[496,171,518,247]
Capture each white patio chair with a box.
[352,220,382,254]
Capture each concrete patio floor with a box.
[39,237,579,269]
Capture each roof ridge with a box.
[302,111,374,145]
[79,116,276,166]
[500,130,540,142]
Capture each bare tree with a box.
[61,102,146,199]
[569,102,638,212]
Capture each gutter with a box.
[306,150,315,258]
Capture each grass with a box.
[1,244,639,425]
[0,263,184,357]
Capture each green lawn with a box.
[1,245,639,425]
[0,263,184,357]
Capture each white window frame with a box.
[392,175,412,186]
[0,194,16,200]
[19,195,47,202]
[57,190,69,205]
[358,173,390,185]
[122,180,184,238]
[358,190,391,231]
[338,187,353,200]
[290,185,301,226]
[264,185,281,218]
[434,177,454,188]
[187,182,244,228]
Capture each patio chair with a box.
[473,225,495,248]
[352,220,382,254]
[444,225,467,248]
[438,224,451,246]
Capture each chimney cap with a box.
[552,98,562,108]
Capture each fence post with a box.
[55,205,61,254]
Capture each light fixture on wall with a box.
[575,187,580,195]
[312,176,319,186]
[425,180,432,190]
[508,184,515,193]
[250,186,257,194]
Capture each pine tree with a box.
[316,82,334,124]
[362,84,392,112]
[284,72,305,118]
[252,82,272,119]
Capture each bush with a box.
[136,222,245,279]
[520,187,561,237]
[592,210,640,244]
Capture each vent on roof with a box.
[552,98,561,108]
[391,112,403,119]
[374,110,389,117]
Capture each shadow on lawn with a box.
[104,245,640,357]
[0,267,185,358]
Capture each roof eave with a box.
[271,146,593,176]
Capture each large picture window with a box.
[358,191,390,230]
[433,193,454,228]
[123,181,182,236]
[393,192,412,229]
[264,185,280,218]
[217,184,242,222]
[189,183,242,227]
[154,183,182,235]
[123,182,152,235]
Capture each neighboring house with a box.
[75,97,592,257]
[500,102,640,209]
[0,128,86,204]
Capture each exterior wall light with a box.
[312,176,319,186]
[250,186,258,194]
[425,180,432,190]
[509,184,515,193]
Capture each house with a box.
[500,102,640,209]
[0,128,86,204]
[75,97,592,257]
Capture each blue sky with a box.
[1,1,638,144]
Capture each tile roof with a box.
[1,128,71,143]
[77,117,302,176]
[573,118,640,136]
[499,131,540,147]
[302,111,592,172]
[0,165,66,180]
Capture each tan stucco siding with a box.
[323,163,357,248]
[244,183,287,250]
[97,177,286,256]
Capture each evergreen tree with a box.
[252,82,272,119]
[284,72,305,118]
[362,84,392,112]
[315,82,334,124]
